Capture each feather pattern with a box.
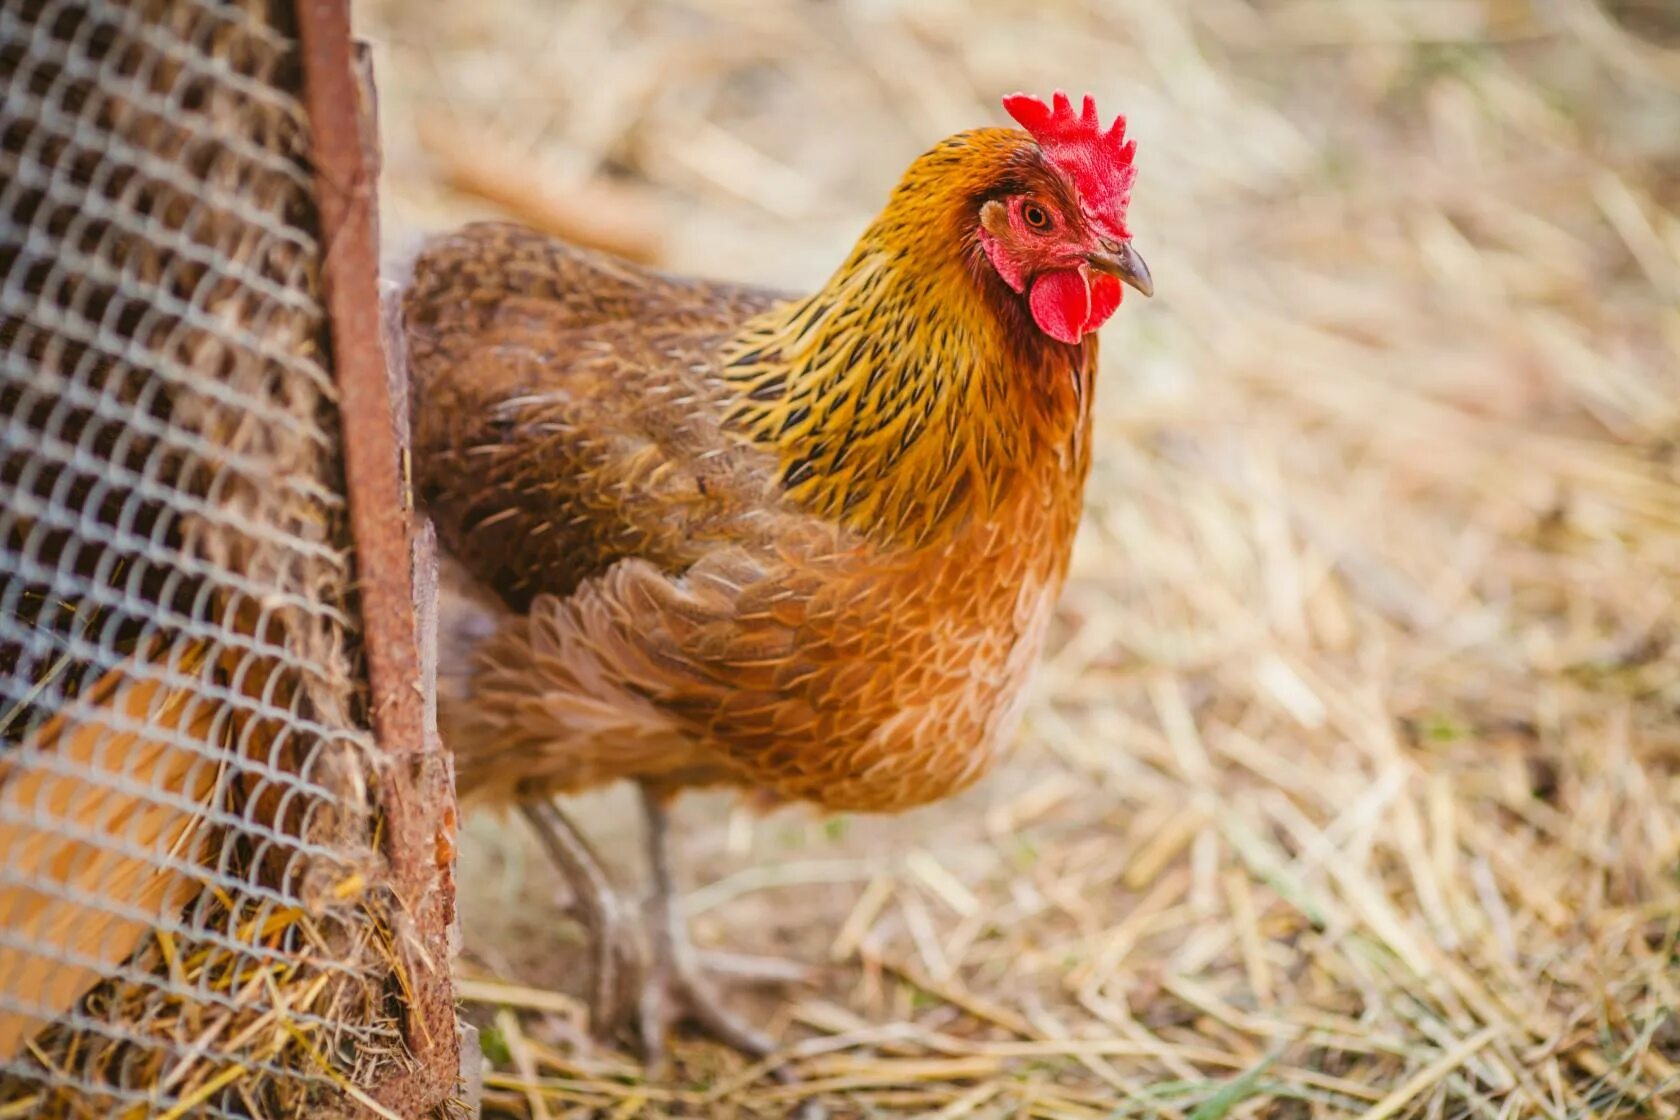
[405,125,1101,813]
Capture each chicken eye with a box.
[1021,201,1053,232]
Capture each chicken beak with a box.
[1086,242,1153,298]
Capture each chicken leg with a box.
[518,799,634,1037]
[636,784,781,1070]
[521,790,796,1068]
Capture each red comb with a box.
[1003,90,1137,239]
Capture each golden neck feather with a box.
[722,130,1094,548]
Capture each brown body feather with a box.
[405,127,1097,812]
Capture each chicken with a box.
[401,91,1151,1061]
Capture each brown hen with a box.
[402,91,1151,1062]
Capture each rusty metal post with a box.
[294,2,461,1114]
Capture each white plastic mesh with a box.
[0,1,402,1114]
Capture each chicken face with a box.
[978,91,1152,346]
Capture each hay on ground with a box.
[363,1,1680,1115]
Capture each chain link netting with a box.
[0,1,409,1114]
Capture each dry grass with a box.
[2,888,405,1120]
[360,1,1680,1116]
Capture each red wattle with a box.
[1085,272,1123,332]
[1028,269,1091,345]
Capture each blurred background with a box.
[359,1,1680,1116]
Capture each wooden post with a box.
[294,3,462,1114]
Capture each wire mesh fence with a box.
[1,0,456,1115]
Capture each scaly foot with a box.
[521,789,813,1077]
[636,932,782,1069]
[634,784,808,1073]
[518,798,637,1037]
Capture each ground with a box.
[359,2,1680,1116]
